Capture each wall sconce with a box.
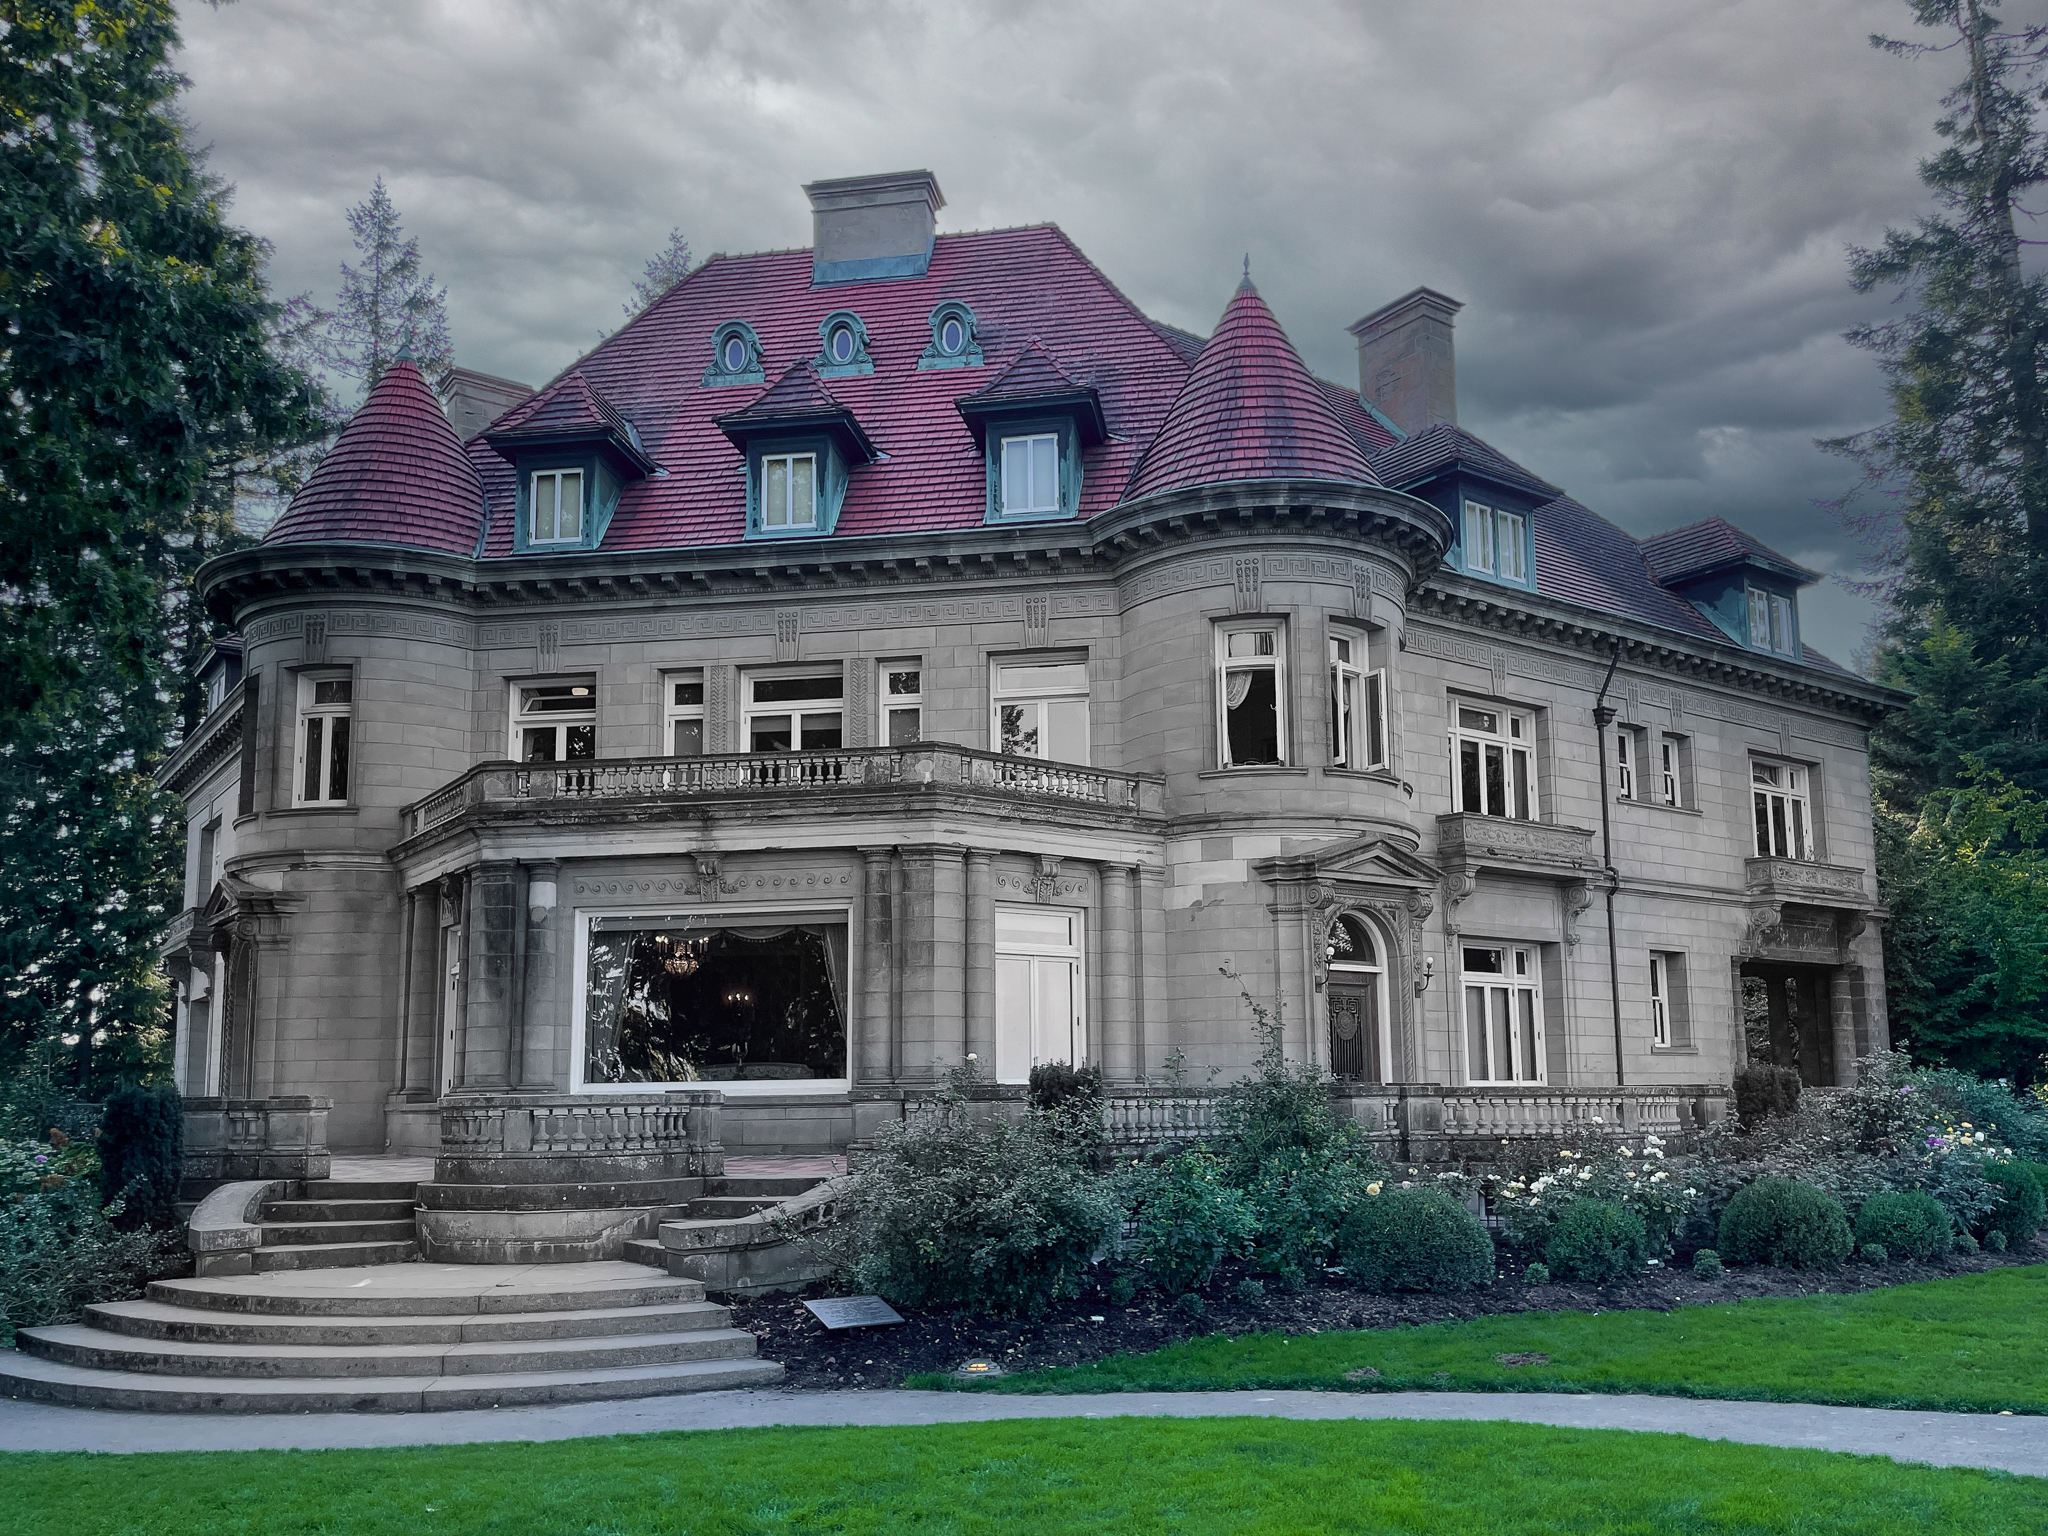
[1415,955,1435,995]
[527,876,557,926]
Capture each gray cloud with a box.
[177,0,2002,664]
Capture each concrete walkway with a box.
[1,1388,2043,1476]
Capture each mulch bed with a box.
[723,1238,2046,1390]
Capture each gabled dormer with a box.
[1641,519,1818,662]
[1367,424,1557,595]
[955,340,1105,523]
[484,373,655,555]
[715,360,878,540]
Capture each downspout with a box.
[1591,634,1626,1088]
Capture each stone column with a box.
[965,850,996,1068]
[1101,863,1136,1082]
[518,860,561,1089]
[1828,966,1861,1088]
[859,847,895,1084]
[461,861,519,1089]
[1135,864,1166,1083]
[400,887,441,1095]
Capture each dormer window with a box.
[827,325,856,365]
[1463,500,1527,582]
[920,301,984,369]
[703,320,766,386]
[761,452,819,530]
[1001,434,1060,516]
[941,318,965,354]
[814,311,873,378]
[723,335,749,373]
[1748,587,1797,656]
[529,469,584,545]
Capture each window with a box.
[745,670,843,752]
[1748,587,1797,656]
[920,301,983,369]
[1326,915,1387,1083]
[760,453,818,530]
[1218,624,1286,767]
[529,469,583,545]
[1329,634,1387,771]
[1463,501,1527,581]
[1450,702,1535,819]
[941,318,965,354]
[515,681,596,762]
[194,818,219,902]
[993,659,1089,764]
[664,672,705,757]
[1462,944,1545,1084]
[881,662,923,745]
[1614,727,1637,800]
[993,905,1084,1083]
[1657,732,1691,809]
[723,336,748,373]
[703,320,765,386]
[294,672,353,805]
[827,324,856,365]
[1000,433,1060,516]
[1752,760,1813,859]
[203,666,229,716]
[1649,950,1691,1049]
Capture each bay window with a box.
[294,671,353,806]
[993,658,1089,763]
[1450,702,1535,819]
[1329,634,1387,771]
[1218,623,1286,767]
[1462,944,1545,1084]
[1752,760,1813,859]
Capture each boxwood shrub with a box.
[1977,1162,2045,1249]
[1544,1197,1648,1283]
[1853,1190,1952,1262]
[1337,1187,1494,1294]
[1716,1177,1853,1269]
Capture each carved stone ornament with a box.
[1743,902,1784,951]
[1562,881,1595,949]
[692,853,722,901]
[1030,854,1064,904]
[1439,868,1478,940]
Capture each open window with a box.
[1450,701,1535,819]
[1217,622,1286,767]
[1329,632,1387,771]
[1751,759,1814,859]
[1649,950,1692,1050]
[1461,943,1545,1085]
[293,670,353,806]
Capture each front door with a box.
[1328,983,1379,1082]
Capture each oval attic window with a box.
[940,317,964,354]
[829,325,856,365]
[723,335,748,372]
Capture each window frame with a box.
[998,432,1062,517]
[742,667,845,754]
[880,660,924,747]
[1657,731,1692,809]
[1649,949,1692,1050]
[758,450,820,532]
[1328,631,1388,772]
[1614,725,1638,801]
[1747,586,1798,656]
[663,670,706,758]
[1216,620,1289,769]
[1460,942,1547,1085]
[527,467,585,547]
[1751,757,1815,860]
[1462,499,1528,583]
[293,668,355,807]
[990,655,1091,765]
[982,414,1078,523]
[1449,699,1537,820]
[993,902,1086,1084]
[1649,951,1671,1049]
[511,678,598,764]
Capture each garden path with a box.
[1,1388,2044,1476]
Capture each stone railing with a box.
[1744,856,1872,906]
[1436,813,1597,876]
[1101,1093,1220,1152]
[181,1096,331,1194]
[403,744,1165,839]
[434,1089,725,1185]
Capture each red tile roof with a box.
[265,360,482,554]
[1370,422,1560,498]
[1640,517,1821,586]
[1124,279,1381,501]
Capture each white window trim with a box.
[1216,620,1288,769]
[990,655,1091,765]
[1614,726,1637,801]
[741,667,845,754]
[993,901,1086,1083]
[569,904,854,1095]
[1460,943,1547,1086]
[292,668,353,807]
[760,451,819,530]
[998,432,1061,516]
[1658,733,1685,809]
[1329,631,1388,772]
[1463,500,1526,581]
[663,670,705,758]
[1752,757,1815,860]
[1649,952,1671,1049]
[509,678,598,763]
[528,468,584,546]
[880,660,924,747]
[1449,699,1537,820]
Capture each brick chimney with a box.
[1348,287,1462,439]
[803,170,946,286]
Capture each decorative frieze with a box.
[1435,813,1597,875]
[1744,856,1871,905]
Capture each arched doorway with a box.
[1326,914,1389,1083]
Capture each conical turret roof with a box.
[1124,278,1379,501]
[266,360,485,553]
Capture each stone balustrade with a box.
[181,1096,331,1195]
[434,1090,725,1187]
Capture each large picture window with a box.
[1450,702,1535,819]
[1752,759,1813,859]
[514,681,596,762]
[1329,634,1387,771]
[1462,943,1545,1084]
[993,658,1089,764]
[744,671,843,752]
[1217,623,1286,767]
[584,919,848,1086]
[294,671,352,806]
[994,905,1083,1083]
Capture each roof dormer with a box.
[484,373,654,555]
[955,340,1105,523]
[715,361,878,540]
[1641,518,1819,661]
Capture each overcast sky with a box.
[175,0,2004,667]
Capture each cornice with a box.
[156,686,247,797]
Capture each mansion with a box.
[159,170,1897,1216]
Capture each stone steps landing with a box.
[252,1179,422,1272]
[0,1261,783,1413]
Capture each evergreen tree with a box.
[0,0,326,1085]
[624,227,693,318]
[319,177,452,388]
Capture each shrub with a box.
[1716,1178,1853,1269]
[1133,1151,1257,1296]
[1174,1291,1205,1318]
[841,1090,1125,1316]
[1028,1061,1103,1116]
[1733,1064,1802,1128]
[1691,1248,1723,1279]
[97,1083,182,1231]
[1489,1137,1692,1260]
[1522,1261,1551,1286]
[2,1132,181,1332]
[1987,1229,2010,1252]
[1910,1069,2048,1161]
[1233,1277,1266,1305]
[1337,1187,1494,1294]
[1106,1274,1136,1306]
[1977,1162,2045,1249]
[1544,1198,1648,1284]
[1854,1190,1954,1262]
[1955,1231,1980,1254]
[1861,1243,1889,1264]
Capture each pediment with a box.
[1253,833,1441,891]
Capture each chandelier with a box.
[652,934,708,977]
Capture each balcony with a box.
[1744,856,1872,908]
[1435,812,1597,879]
[402,743,1167,842]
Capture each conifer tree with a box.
[319,177,452,388]
[624,227,693,318]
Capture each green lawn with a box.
[2,1418,2043,1535]
[913,1265,2048,1413]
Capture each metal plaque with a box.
[803,1295,905,1330]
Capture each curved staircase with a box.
[244,1179,421,1270]
[0,1261,783,1412]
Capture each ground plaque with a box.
[803,1295,905,1330]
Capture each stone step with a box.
[260,1199,417,1224]
[18,1323,761,1380]
[713,1176,823,1198]
[623,1237,670,1272]
[82,1297,733,1348]
[149,1263,707,1317]
[251,1240,421,1272]
[0,1350,784,1414]
[299,1180,420,1201]
[682,1196,782,1219]
[259,1218,420,1247]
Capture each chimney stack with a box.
[1348,287,1462,439]
[803,170,946,286]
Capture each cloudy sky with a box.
[175,0,2000,666]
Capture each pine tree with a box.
[320,177,452,387]
[624,227,693,318]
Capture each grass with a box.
[910,1264,2048,1413]
[2,1418,2044,1535]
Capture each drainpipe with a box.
[1591,634,1626,1088]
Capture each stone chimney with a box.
[803,170,946,286]
[1348,287,1463,438]
[437,366,534,443]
